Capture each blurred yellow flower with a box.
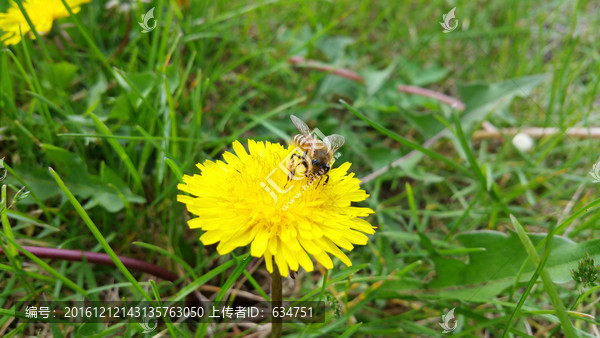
[178,140,376,277]
[0,0,91,45]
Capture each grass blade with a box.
[507,215,576,337]
[133,241,196,279]
[0,232,88,296]
[172,259,237,302]
[90,113,145,194]
[48,167,152,302]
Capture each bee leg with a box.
[314,167,329,187]
[284,167,295,188]
[311,167,322,187]
[298,151,309,181]
[285,153,302,187]
[301,149,310,169]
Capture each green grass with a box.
[2,0,600,336]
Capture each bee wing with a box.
[324,134,345,153]
[290,115,312,136]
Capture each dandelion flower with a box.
[178,140,376,277]
[0,0,91,45]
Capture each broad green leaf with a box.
[412,65,450,87]
[5,167,89,202]
[403,111,446,138]
[41,61,78,92]
[429,230,599,301]
[76,322,103,336]
[42,144,89,184]
[8,147,144,212]
[459,74,549,127]
[362,60,398,96]
[113,71,156,97]
[364,146,402,169]
[316,36,354,62]
[395,154,444,183]
[316,74,362,99]
[112,70,156,110]
[109,93,133,121]
[84,166,145,213]
[403,61,450,87]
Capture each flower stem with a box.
[271,265,282,338]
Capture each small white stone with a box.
[512,133,534,151]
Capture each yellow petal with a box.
[275,245,289,277]
[251,230,269,257]
[282,244,299,272]
[200,231,221,245]
[298,237,322,255]
[317,237,352,267]
[187,218,203,229]
[295,247,314,272]
[268,237,278,255]
[265,251,273,273]
[342,229,369,245]
[314,251,333,269]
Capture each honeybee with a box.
[286,115,345,186]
